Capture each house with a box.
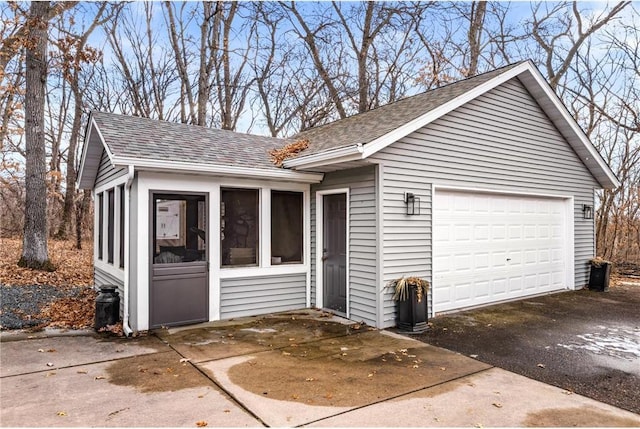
[78,60,618,334]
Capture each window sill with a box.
[219,264,308,279]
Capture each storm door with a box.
[322,193,347,314]
[150,193,208,328]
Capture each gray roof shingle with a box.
[91,63,522,169]
[291,62,523,157]
[91,111,287,170]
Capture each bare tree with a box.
[528,1,631,90]
[52,3,112,240]
[20,0,52,269]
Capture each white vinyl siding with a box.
[95,149,127,188]
[371,77,599,327]
[220,273,306,319]
[311,166,377,326]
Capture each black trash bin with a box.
[95,286,120,330]
[589,261,612,292]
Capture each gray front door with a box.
[150,193,208,328]
[323,193,347,314]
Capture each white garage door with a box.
[433,190,569,313]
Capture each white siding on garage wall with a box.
[311,165,378,326]
[371,76,599,328]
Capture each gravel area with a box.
[0,284,87,330]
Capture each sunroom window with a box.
[221,188,259,267]
[271,191,303,264]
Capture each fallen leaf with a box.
[47,349,56,353]
[196,421,208,427]
[492,402,502,408]
[95,375,106,380]
[56,411,67,416]
[282,351,291,356]
[562,390,574,395]
[470,354,478,358]
[46,372,56,377]
[439,367,446,371]
[38,349,45,353]
[223,409,230,414]
[412,364,419,369]
[537,363,546,368]
[46,362,54,367]
[305,377,316,382]
[180,358,190,363]
[289,338,295,341]
[77,370,88,374]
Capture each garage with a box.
[433,190,570,313]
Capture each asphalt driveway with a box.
[2,309,640,427]
[413,282,640,414]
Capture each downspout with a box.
[122,165,134,337]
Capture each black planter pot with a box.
[589,263,612,292]
[396,285,428,333]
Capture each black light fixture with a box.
[404,192,420,215]
[583,204,593,219]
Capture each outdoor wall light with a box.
[404,192,420,215]
[583,204,593,219]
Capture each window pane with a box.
[271,191,303,264]
[153,194,206,264]
[97,193,103,260]
[119,185,125,269]
[221,188,259,267]
[107,189,115,264]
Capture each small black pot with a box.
[396,285,428,333]
[589,263,612,292]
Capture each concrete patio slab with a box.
[156,310,358,363]
[0,334,166,377]
[306,367,640,427]
[0,348,260,427]
[196,329,490,426]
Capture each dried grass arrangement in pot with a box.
[387,276,430,333]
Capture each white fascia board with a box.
[78,116,112,189]
[112,156,324,183]
[282,144,363,169]
[361,62,532,159]
[77,118,94,188]
[518,65,620,189]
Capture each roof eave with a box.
[113,156,324,183]
[282,144,363,170]
[77,114,115,189]
[516,65,620,189]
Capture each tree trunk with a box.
[20,0,52,270]
[75,189,91,250]
[55,81,81,239]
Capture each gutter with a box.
[282,144,363,169]
[122,165,134,337]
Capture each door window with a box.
[153,194,206,264]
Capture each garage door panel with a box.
[434,191,569,313]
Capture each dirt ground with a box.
[412,281,640,414]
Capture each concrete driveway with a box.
[413,282,640,415]
[2,310,640,427]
